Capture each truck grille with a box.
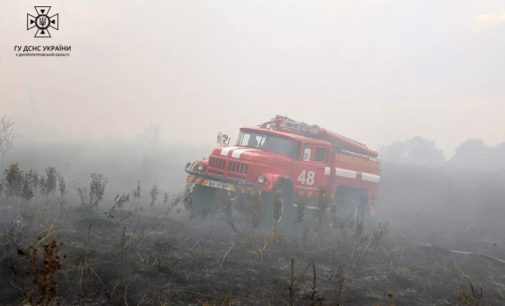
[228,161,249,174]
[209,157,226,170]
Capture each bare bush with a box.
[0,115,16,169]
[133,180,141,200]
[272,186,282,226]
[4,163,24,197]
[106,194,130,218]
[315,188,330,232]
[457,279,484,306]
[76,186,89,208]
[89,173,107,207]
[163,192,169,205]
[21,173,35,202]
[150,184,159,207]
[16,237,66,305]
[76,173,108,209]
[244,193,262,230]
[57,174,66,197]
[217,190,237,233]
[42,167,57,198]
[26,170,40,194]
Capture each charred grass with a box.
[1,163,505,305]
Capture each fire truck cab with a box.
[185,115,380,223]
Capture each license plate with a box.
[207,180,229,190]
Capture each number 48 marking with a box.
[297,170,315,185]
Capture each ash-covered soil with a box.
[1,163,505,305]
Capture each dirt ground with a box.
[1,163,505,305]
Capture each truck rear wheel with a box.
[333,187,370,234]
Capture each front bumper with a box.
[186,171,262,195]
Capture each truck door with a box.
[292,143,333,198]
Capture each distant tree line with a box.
[380,137,505,171]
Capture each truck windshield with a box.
[237,131,298,158]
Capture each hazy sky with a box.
[1,0,505,157]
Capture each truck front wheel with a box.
[188,184,218,218]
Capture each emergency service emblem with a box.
[27,6,59,38]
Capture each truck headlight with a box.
[257,175,266,184]
[197,163,205,172]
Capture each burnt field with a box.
[1,161,505,305]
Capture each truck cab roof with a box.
[240,126,331,147]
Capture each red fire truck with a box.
[185,115,380,224]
